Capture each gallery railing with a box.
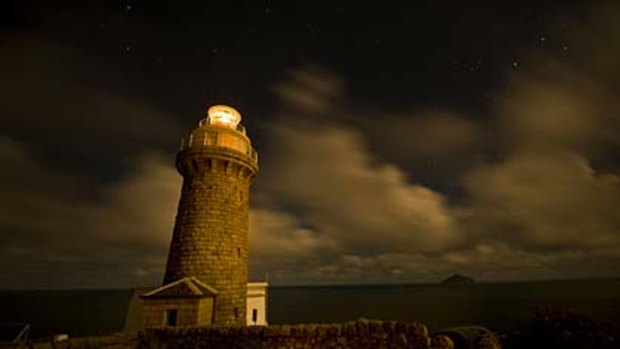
[179,133,258,162]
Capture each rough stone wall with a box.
[196,298,215,325]
[163,146,257,326]
[143,298,206,328]
[138,320,432,349]
[10,322,501,349]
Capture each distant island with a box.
[441,274,475,284]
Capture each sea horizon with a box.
[2,278,619,338]
[1,275,618,291]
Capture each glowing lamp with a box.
[207,105,241,128]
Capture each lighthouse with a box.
[141,105,260,327]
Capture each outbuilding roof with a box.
[140,277,218,299]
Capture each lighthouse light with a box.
[207,105,241,128]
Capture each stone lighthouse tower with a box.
[142,105,259,327]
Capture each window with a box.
[234,307,239,321]
[237,247,241,258]
[252,309,258,323]
[165,309,178,327]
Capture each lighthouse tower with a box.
[142,105,258,327]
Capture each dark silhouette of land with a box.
[441,274,475,284]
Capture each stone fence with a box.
[139,319,431,349]
[11,320,501,349]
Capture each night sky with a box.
[2,0,620,288]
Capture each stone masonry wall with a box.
[138,320,432,349]
[196,298,215,325]
[163,148,257,326]
[12,321,501,349]
[143,298,200,328]
[143,298,214,328]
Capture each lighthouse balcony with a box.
[179,133,258,162]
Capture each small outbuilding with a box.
[246,282,268,326]
[140,278,268,328]
[140,276,218,328]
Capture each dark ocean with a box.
[268,280,620,332]
[1,279,619,338]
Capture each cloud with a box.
[272,67,345,116]
[290,246,588,284]
[495,71,617,152]
[0,36,182,168]
[246,68,465,283]
[362,109,483,180]
[250,209,328,259]
[248,24,620,283]
[259,124,460,254]
[3,2,620,288]
[249,241,616,285]
[460,64,620,253]
[248,208,331,282]
[463,149,620,250]
[5,53,619,287]
[379,110,480,160]
[448,6,620,278]
[0,136,180,288]
[0,33,189,288]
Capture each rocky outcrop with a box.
[432,326,502,349]
[441,274,475,284]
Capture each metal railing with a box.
[179,134,258,162]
